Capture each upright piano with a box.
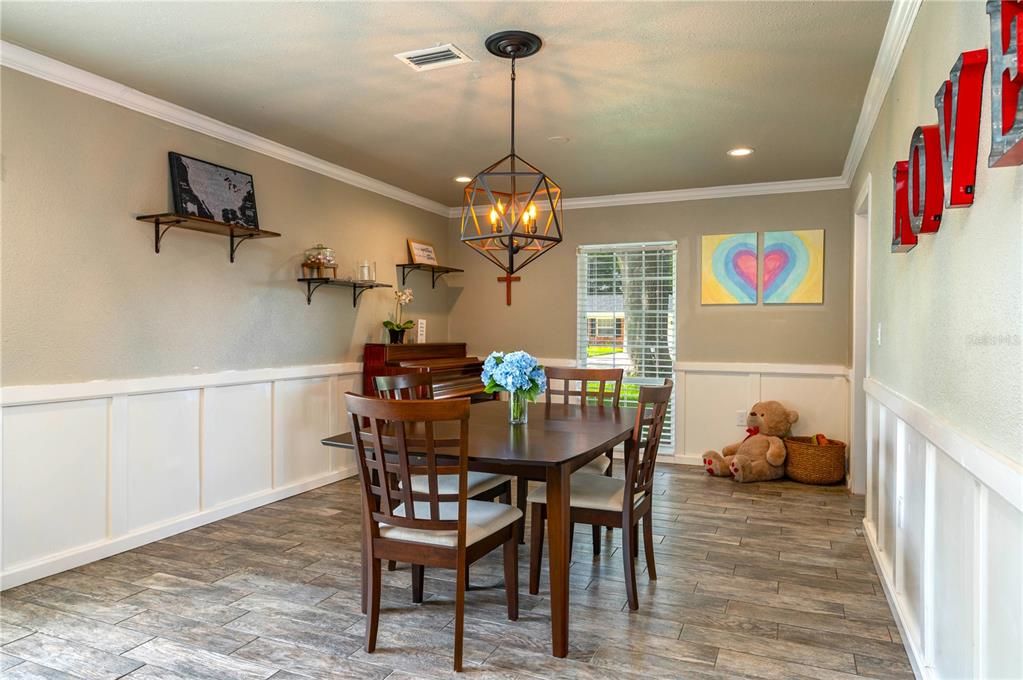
[362,342,493,401]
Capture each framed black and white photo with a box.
[169,152,259,228]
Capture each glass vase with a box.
[509,391,528,425]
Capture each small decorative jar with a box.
[302,244,337,279]
[358,260,377,283]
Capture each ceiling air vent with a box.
[395,44,473,72]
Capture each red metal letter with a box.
[892,160,916,253]
[907,125,944,234]
[988,0,1023,166]
[935,49,988,207]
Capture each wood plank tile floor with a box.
[0,464,914,679]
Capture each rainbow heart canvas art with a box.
[701,233,757,304]
[762,229,824,304]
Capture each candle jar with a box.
[358,260,376,282]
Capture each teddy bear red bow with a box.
[703,400,799,483]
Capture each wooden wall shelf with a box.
[396,263,463,288]
[136,212,281,262]
[298,278,392,307]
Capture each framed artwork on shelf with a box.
[407,239,439,265]
[763,229,825,304]
[701,232,757,304]
[168,152,259,229]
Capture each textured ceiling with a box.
[1,1,891,205]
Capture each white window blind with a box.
[577,242,677,449]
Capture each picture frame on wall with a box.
[168,152,259,229]
[407,239,439,265]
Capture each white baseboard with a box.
[0,466,355,589]
[669,453,706,467]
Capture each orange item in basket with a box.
[814,433,831,446]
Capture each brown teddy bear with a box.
[703,400,799,482]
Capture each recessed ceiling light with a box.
[727,147,755,157]
[454,176,473,183]
[547,135,571,144]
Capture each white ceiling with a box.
[1,1,891,205]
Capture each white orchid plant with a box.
[383,288,415,331]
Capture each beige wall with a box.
[852,2,1022,459]
[447,190,852,365]
[0,68,452,386]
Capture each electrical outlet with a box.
[735,410,747,427]
[876,322,883,346]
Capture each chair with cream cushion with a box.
[516,367,623,555]
[375,372,513,578]
[527,379,672,611]
[346,393,520,672]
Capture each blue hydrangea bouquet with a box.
[481,351,547,425]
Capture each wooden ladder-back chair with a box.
[375,371,435,400]
[521,366,623,554]
[374,373,513,579]
[527,379,672,611]
[347,393,520,672]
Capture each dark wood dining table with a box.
[321,399,636,657]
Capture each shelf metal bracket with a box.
[352,285,370,307]
[229,232,257,263]
[153,218,180,254]
[398,264,455,289]
[303,279,327,305]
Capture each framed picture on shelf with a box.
[407,239,439,265]
[168,152,259,229]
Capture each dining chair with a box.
[346,393,520,672]
[527,379,672,611]
[517,366,623,554]
[375,373,513,578]
[375,371,436,400]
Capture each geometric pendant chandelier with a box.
[459,30,564,304]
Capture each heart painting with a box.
[701,233,757,304]
[763,230,824,304]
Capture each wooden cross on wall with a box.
[497,275,521,306]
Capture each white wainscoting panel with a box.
[125,391,201,532]
[984,490,1023,679]
[331,374,360,473]
[760,374,848,440]
[675,363,850,468]
[864,377,1023,680]
[0,363,361,589]
[2,399,110,570]
[274,378,332,487]
[931,450,975,680]
[898,422,926,647]
[202,382,272,509]
[680,371,753,459]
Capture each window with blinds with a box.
[577,242,677,449]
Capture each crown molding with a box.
[841,0,923,183]
[0,41,451,217]
[444,175,848,218]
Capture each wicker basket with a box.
[784,436,846,485]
